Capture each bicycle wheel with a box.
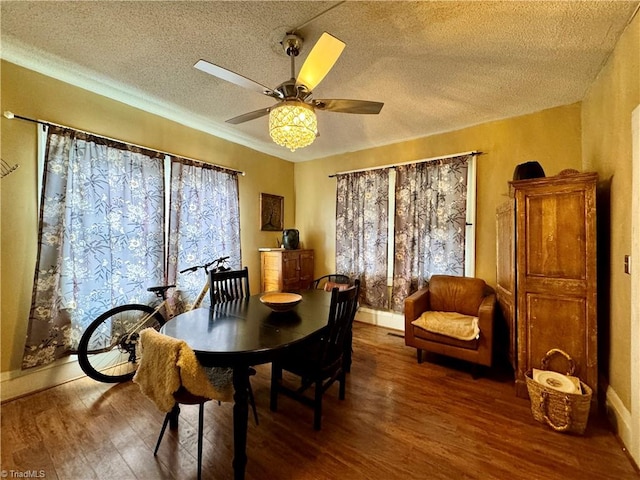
[77,304,165,383]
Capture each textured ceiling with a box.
[1,1,638,162]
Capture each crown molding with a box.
[1,36,293,160]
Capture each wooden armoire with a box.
[496,172,598,398]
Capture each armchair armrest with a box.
[477,292,496,340]
[404,286,430,329]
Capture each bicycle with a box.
[77,256,231,383]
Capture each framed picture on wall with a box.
[260,193,284,231]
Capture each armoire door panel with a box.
[521,277,588,296]
[524,293,587,378]
[524,192,587,279]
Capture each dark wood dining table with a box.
[160,288,333,480]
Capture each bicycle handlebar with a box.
[206,256,229,267]
[179,256,230,274]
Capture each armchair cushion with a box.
[411,327,480,350]
[412,311,479,341]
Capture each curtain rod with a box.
[328,150,482,177]
[2,111,246,176]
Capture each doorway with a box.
[631,104,640,465]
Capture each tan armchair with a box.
[404,275,496,368]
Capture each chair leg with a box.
[270,363,282,411]
[313,379,323,431]
[169,403,180,429]
[156,403,204,480]
[416,348,423,364]
[338,369,346,400]
[247,378,259,426]
[154,410,172,456]
[197,403,204,480]
[344,330,353,373]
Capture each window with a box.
[336,153,477,312]
[23,125,241,369]
[335,169,389,309]
[167,157,241,309]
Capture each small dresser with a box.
[260,249,314,292]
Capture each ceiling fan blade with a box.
[296,32,345,92]
[313,99,384,114]
[194,59,280,98]
[225,107,272,125]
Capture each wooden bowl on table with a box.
[260,292,302,312]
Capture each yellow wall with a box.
[295,103,583,285]
[0,61,294,373]
[582,13,640,409]
[0,62,592,383]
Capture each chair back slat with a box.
[209,267,250,305]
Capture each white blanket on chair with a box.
[412,311,480,341]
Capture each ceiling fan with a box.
[194,31,384,151]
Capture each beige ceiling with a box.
[1,1,638,162]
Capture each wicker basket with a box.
[525,348,592,435]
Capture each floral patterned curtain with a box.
[23,126,166,368]
[167,158,241,309]
[391,155,470,311]
[335,169,389,309]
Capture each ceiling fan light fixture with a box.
[269,101,317,152]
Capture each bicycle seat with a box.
[147,285,176,295]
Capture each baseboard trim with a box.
[356,307,404,332]
[605,384,632,456]
[1,355,84,403]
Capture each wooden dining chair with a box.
[309,273,351,291]
[209,266,250,304]
[133,328,233,480]
[208,266,259,425]
[270,279,361,430]
[309,273,356,372]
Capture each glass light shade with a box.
[269,101,317,152]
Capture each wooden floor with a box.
[2,322,638,480]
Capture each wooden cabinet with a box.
[260,249,314,292]
[496,173,597,398]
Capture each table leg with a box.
[232,366,249,480]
